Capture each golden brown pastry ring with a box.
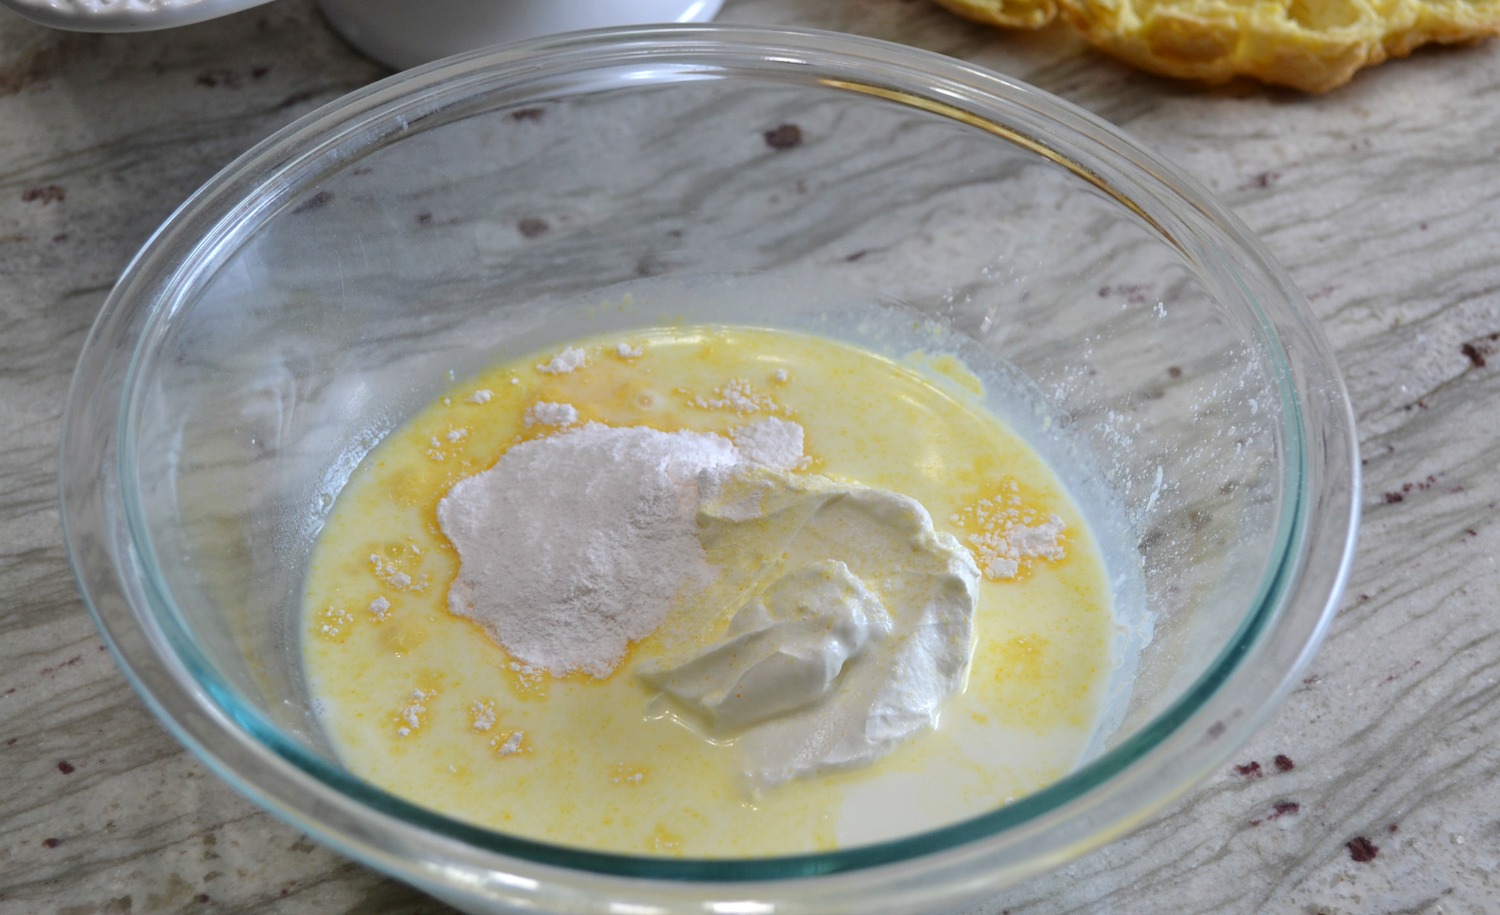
[931,0,1500,92]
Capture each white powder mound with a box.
[437,424,746,678]
[968,514,1067,580]
[524,401,579,427]
[694,378,778,413]
[537,347,587,374]
[1008,515,1067,560]
[730,417,808,471]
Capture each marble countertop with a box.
[3,1,1498,912]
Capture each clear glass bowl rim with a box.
[59,22,1360,910]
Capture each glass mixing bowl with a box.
[60,25,1358,914]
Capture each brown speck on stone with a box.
[635,253,667,277]
[1461,342,1488,368]
[0,47,59,97]
[196,68,242,89]
[1096,283,1152,306]
[1234,761,1263,778]
[1383,492,1404,504]
[517,217,550,238]
[1400,475,1438,494]
[292,190,334,214]
[57,760,75,774]
[277,89,321,110]
[1274,754,1295,772]
[510,107,546,122]
[63,654,81,668]
[415,211,434,227]
[1465,528,1478,537]
[1347,836,1379,862]
[42,838,61,848]
[1250,800,1301,825]
[763,123,803,150]
[1243,171,1280,190]
[1167,366,1183,379]
[1381,659,1421,685]
[1388,823,1400,833]
[22,184,64,205]
[1208,720,1226,738]
[195,894,211,904]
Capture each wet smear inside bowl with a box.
[302,324,1113,856]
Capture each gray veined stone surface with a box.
[2,0,1499,912]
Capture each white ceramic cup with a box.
[0,0,724,70]
[318,0,725,70]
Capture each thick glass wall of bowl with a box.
[129,75,1282,763]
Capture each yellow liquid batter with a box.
[303,325,1112,856]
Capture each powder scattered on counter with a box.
[538,347,587,374]
[615,342,643,359]
[466,389,493,404]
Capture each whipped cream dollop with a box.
[641,558,891,733]
[644,470,980,787]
